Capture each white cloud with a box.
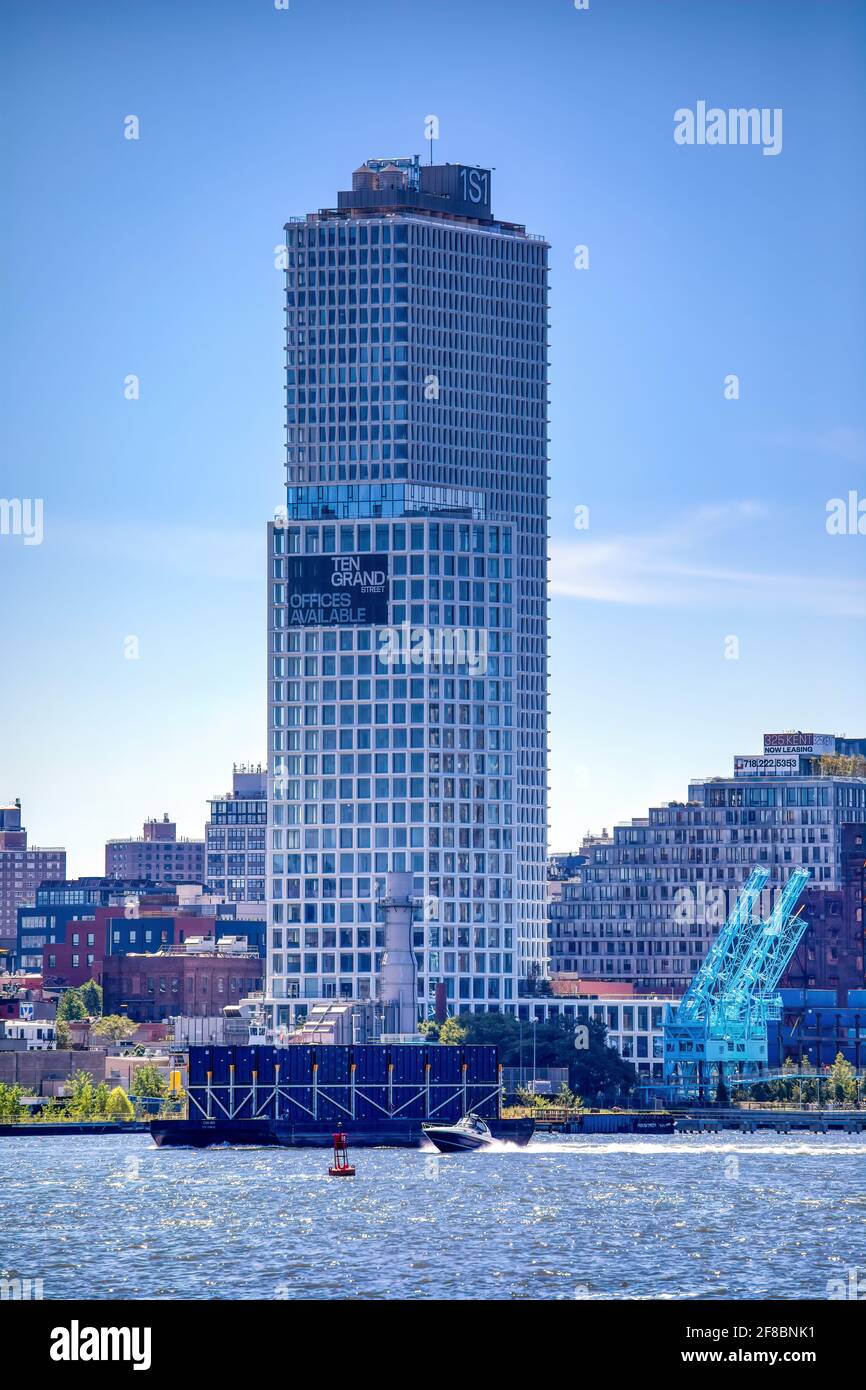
[550,501,866,615]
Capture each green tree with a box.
[55,1018,71,1050]
[567,1019,637,1102]
[457,1011,637,1101]
[828,1052,858,1105]
[79,979,103,1017]
[715,1079,730,1108]
[91,1083,110,1117]
[67,1069,96,1119]
[56,988,87,1023]
[130,1064,168,1100]
[796,1059,818,1105]
[105,1087,135,1120]
[515,1085,551,1111]
[554,1080,583,1110]
[438,1017,468,1045]
[417,1019,440,1040]
[0,1083,27,1122]
[92,1015,138,1044]
[457,1012,521,1060]
[39,1096,68,1122]
[774,1056,799,1104]
[772,1061,795,1106]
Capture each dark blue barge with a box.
[150,1043,534,1148]
[150,1116,534,1148]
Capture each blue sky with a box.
[1,0,864,873]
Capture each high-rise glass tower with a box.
[266,156,549,1031]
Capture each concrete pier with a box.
[676,1108,866,1133]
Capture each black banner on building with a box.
[286,553,389,626]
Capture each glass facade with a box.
[267,164,549,1028]
[550,773,866,993]
[206,770,268,906]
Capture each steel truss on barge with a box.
[183,1044,503,1126]
[186,1065,503,1124]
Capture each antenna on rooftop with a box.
[424,115,439,166]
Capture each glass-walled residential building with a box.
[550,734,866,995]
[205,766,267,908]
[267,157,549,1030]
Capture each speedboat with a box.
[423,1113,495,1153]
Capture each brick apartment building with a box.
[37,897,266,990]
[782,822,866,998]
[105,814,204,884]
[0,800,66,949]
[102,947,263,1022]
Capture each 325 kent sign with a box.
[287,553,389,627]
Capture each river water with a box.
[1,1132,864,1300]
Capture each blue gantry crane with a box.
[664,866,811,1100]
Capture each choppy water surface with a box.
[1,1132,864,1299]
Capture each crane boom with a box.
[664,866,812,1098]
[726,867,811,1003]
[676,866,769,1022]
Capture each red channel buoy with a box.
[328,1130,355,1176]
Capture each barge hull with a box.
[150,1117,534,1148]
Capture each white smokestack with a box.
[379,871,418,1035]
